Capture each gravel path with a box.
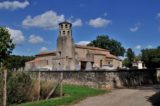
[72,85,160,106]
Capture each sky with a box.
[0,0,160,56]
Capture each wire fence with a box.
[0,69,4,106]
[0,70,62,106]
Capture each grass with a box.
[15,84,107,106]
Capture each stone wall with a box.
[28,69,159,89]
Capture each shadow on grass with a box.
[148,91,160,106]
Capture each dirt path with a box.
[72,85,160,106]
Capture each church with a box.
[25,21,122,71]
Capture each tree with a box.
[4,55,35,70]
[123,48,135,68]
[141,47,160,68]
[0,27,14,106]
[157,46,160,49]
[0,27,15,66]
[87,35,125,56]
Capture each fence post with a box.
[3,69,7,106]
[38,71,41,101]
[60,72,63,97]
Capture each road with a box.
[73,85,160,106]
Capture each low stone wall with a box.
[28,69,159,89]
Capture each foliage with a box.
[4,55,35,70]
[123,48,135,68]
[87,35,125,56]
[0,27,15,64]
[16,84,107,106]
[141,48,160,68]
[7,72,32,104]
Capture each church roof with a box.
[36,51,57,57]
[26,59,42,63]
[75,45,108,51]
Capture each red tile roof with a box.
[26,59,42,63]
[75,45,108,51]
[36,51,57,57]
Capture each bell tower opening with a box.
[59,21,72,37]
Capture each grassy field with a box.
[16,84,107,106]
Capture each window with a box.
[59,51,61,56]
[65,24,68,28]
[67,31,70,35]
[61,24,63,29]
[63,31,65,35]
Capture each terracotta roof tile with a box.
[75,45,108,51]
[36,51,57,56]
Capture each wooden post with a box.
[38,71,41,101]
[60,72,63,97]
[3,69,7,106]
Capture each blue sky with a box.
[0,0,160,56]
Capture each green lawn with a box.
[16,84,107,106]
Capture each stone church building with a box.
[25,21,122,71]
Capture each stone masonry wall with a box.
[28,69,159,89]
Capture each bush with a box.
[7,72,32,104]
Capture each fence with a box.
[0,70,62,106]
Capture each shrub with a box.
[7,72,32,104]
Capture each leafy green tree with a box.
[87,35,125,56]
[141,47,160,68]
[157,46,160,49]
[5,55,35,70]
[0,27,15,66]
[123,48,135,67]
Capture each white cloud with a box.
[89,17,111,28]
[28,35,44,44]
[40,47,48,52]
[130,23,140,32]
[70,19,83,27]
[22,10,65,29]
[130,26,139,32]
[0,1,29,10]
[135,45,142,50]
[7,27,25,44]
[76,41,90,45]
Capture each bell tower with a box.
[57,21,75,70]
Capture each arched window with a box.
[65,24,68,28]
[61,24,63,29]
[67,31,70,35]
[63,31,65,35]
